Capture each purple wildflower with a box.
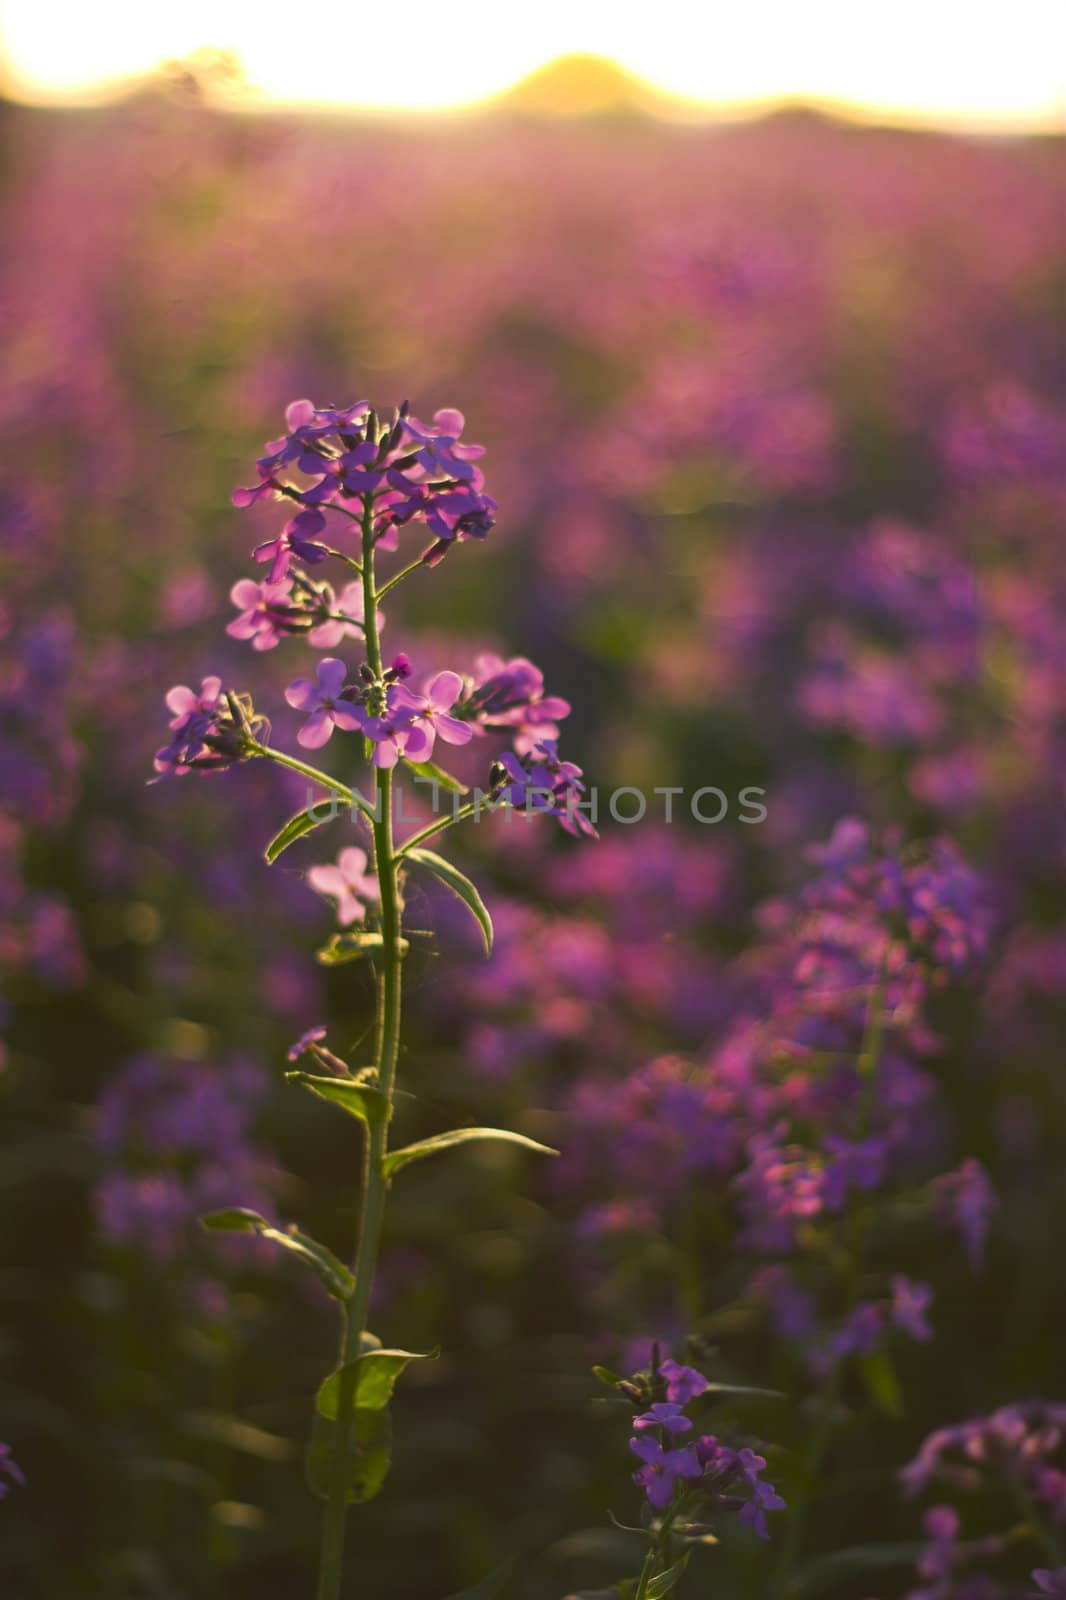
[466,653,571,754]
[660,1359,710,1405]
[493,741,597,838]
[254,507,330,581]
[356,669,471,769]
[287,1025,327,1063]
[307,581,380,649]
[892,1276,935,1342]
[632,1403,694,1436]
[932,1159,996,1271]
[284,658,362,748]
[153,676,251,777]
[629,1434,702,1510]
[227,577,303,651]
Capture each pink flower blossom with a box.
[307,848,379,926]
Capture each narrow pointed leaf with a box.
[305,1407,391,1504]
[316,930,384,965]
[315,1346,439,1419]
[644,1553,690,1599]
[700,1380,785,1401]
[409,759,469,795]
[201,1208,354,1300]
[592,1364,625,1390]
[383,1125,558,1180]
[404,846,493,954]
[859,1350,903,1418]
[264,800,339,865]
[285,1071,390,1126]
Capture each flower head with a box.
[629,1434,702,1509]
[153,678,253,777]
[493,741,597,838]
[632,1403,693,1436]
[285,658,362,748]
[287,1025,327,1063]
[466,654,571,754]
[357,668,472,769]
[254,508,330,582]
[308,847,379,926]
[660,1359,710,1405]
[227,578,304,651]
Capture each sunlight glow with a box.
[2,0,1064,130]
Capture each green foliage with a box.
[314,1347,439,1418]
[642,1554,690,1598]
[264,800,341,864]
[305,1407,392,1505]
[403,846,494,954]
[316,930,385,964]
[285,1069,391,1126]
[592,1364,625,1389]
[200,1208,354,1300]
[408,759,469,795]
[383,1125,559,1180]
[859,1350,904,1418]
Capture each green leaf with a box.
[787,1541,926,1597]
[305,1406,391,1505]
[408,760,469,795]
[858,1350,903,1418]
[403,846,493,954]
[315,1347,439,1418]
[606,1509,653,1539]
[700,1380,785,1401]
[592,1364,625,1390]
[643,1553,690,1599]
[316,930,384,965]
[383,1125,558,1180]
[285,1071,390,1126]
[264,800,339,865]
[201,1209,354,1301]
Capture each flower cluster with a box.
[901,1404,1066,1600]
[555,818,996,1372]
[153,680,264,777]
[94,1055,281,1270]
[617,1355,785,1538]
[232,399,495,568]
[156,400,589,840]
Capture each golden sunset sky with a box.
[2,0,1064,130]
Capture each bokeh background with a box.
[2,7,1066,1597]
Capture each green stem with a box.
[377,556,425,599]
[635,1502,683,1600]
[774,975,891,1597]
[251,743,355,805]
[316,494,405,1600]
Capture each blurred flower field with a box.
[2,88,1066,1598]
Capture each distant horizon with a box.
[1,54,1063,141]
[2,0,1064,135]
